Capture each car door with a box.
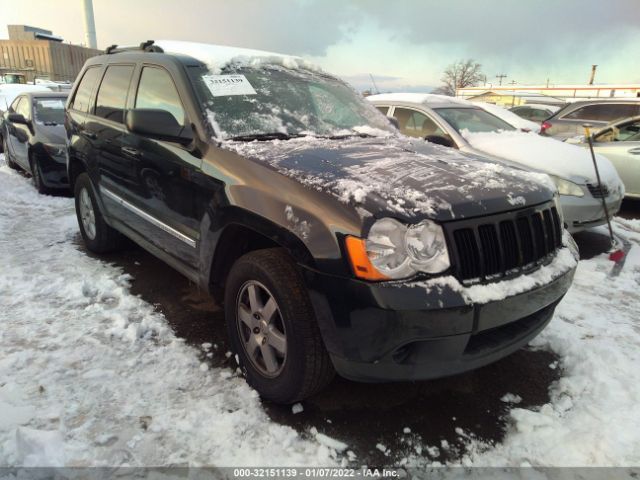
[6,96,32,169]
[592,119,640,196]
[101,64,203,268]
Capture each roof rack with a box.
[105,40,164,55]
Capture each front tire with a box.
[30,155,49,194]
[74,173,125,253]
[224,248,334,404]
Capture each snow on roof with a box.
[367,92,470,105]
[155,40,323,74]
[0,84,54,110]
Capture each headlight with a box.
[550,176,584,197]
[346,217,450,280]
[43,144,66,157]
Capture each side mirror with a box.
[126,109,193,144]
[388,116,400,129]
[8,113,28,125]
[425,134,454,148]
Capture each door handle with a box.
[628,148,640,155]
[121,146,140,157]
[78,126,97,140]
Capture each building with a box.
[458,84,640,102]
[461,90,565,107]
[0,25,100,83]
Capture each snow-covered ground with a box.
[1,153,639,467]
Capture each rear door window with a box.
[135,66,185,126]
[375,106,389,115]
[563,104,640,122]
[70,66,101,113]
[95,65,135,123]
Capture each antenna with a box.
[369,74,380,94]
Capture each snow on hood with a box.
[475,102,541,133]
[155,40,323,74]
[463,130,622,187]
[224,135,556,222]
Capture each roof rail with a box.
[105,40,164,55]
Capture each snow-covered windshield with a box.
[188,64,394,140]
[33,97,66,125]
[434,107,515,134]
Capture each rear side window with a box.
[563,103,640,122]
[135,67,185,126]
[70,67,101,113]
[375,106,389,115]
[95,65,135,123]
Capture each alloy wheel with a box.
[79,187,97,240]
[236,280,287,377]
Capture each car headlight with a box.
[345,218,450,280]
[550,175,584,197]
[43,144,66,157]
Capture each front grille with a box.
[448,204,563,283]
[587,183,609,198]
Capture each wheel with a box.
[30,155,49,194]
[74,172,125,253]
[224,248,334,404]
[3,138,18,170]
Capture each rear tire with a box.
[74,173,125,253]
[224,248,334,404]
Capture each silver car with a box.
[540,99,640,140]
[368,93,624,232]
[569,116,640,198]
[510,104,560,123]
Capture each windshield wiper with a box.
[229,132,304,142]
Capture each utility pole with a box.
[496,73,507,86]
[588,65,598,85]
[509,80,517,85]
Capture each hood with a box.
[463,130,622,188]
[34,122,66,145]
[225,135,555,222]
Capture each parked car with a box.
[0,84,53,152]
[540,99,640,139]
[510,103,561,123]
[66,40,577,404]
[2,91,69,193]
[567,116,640,198]
[474,101,541,132]
[368,93,624,232]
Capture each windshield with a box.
[34,97,66,125]
[188,64,394,139]
[434,107,515,133]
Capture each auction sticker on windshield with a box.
[202,74,257,97]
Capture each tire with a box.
[30,155,49,195]
[74,172,125,253]
[224,248,334,403]
[3,138,18,170]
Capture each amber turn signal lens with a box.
[345,236,389,281]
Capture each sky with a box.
[1,0,639,92]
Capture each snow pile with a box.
[462,130,623,189]
[0,155,340,467]
[460,220,640,466]
[156,40,322,75]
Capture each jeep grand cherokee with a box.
[65,40,577,404]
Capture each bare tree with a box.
[433,59,484,96]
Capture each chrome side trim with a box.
[101,186,197,248]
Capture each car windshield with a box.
[434,107,516,133]
[33,97,66,125]
[188,64,394,140]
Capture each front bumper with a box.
[305,244,577,383]
[560,192,623,233]
[34,150,69,189]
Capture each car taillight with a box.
[540,121,552,134]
